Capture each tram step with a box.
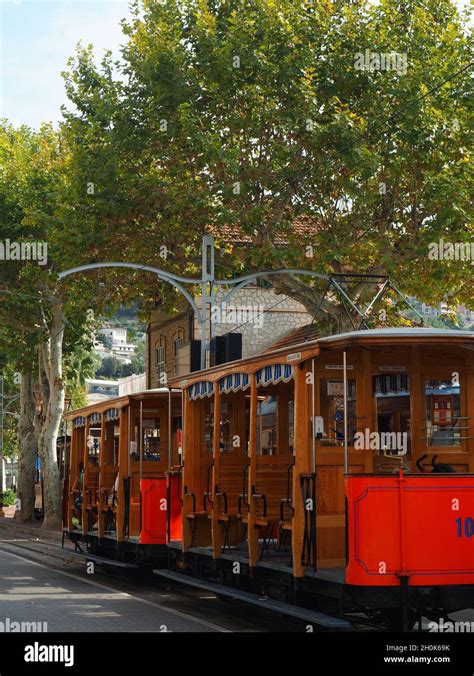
[153,569,351,630]
[68,550,138,569]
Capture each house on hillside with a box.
[97,326,137,363]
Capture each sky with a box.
[0,0,132,128]
[0,0,472,129]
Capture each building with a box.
[98,327,127,345]
[146,283,312,388]
[118,373,146,396]
[96,326,137,363]
[110,343,136,361]
[413,299,474,329]
[85,378,120,405]
[457,306,474,329]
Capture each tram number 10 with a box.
[455,517,474,538]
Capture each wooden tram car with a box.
[64,389,182,565]
[65,328,474,629]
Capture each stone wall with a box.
[147,286,311,387]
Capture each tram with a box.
[64,389,182,566]
[64,328,474,629]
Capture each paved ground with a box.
[0,548,219,632]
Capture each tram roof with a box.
[316,327,474,348]
[169,327,474,388]
[64,387,181,421]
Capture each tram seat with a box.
[252,463,294,531]
[184,492,207,519]
[184,487,211,549]
[239,462,293,559]
[209,464,248,551]
[202,461,214,516]
[235,463,292,525]
[183,461,215,521]
[85,467,100,511]
[215,464,248,519]
[279,462,295,529]
[237,463,250,522]
[101,466,118,513]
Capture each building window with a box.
[174,336,184,356]
[257,396,277,455]
[156,344,166,382]
[173,329,185,375]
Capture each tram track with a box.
[0,535,437,633]
[0,524,319,632]
[0,522,381,633]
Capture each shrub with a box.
[2,489,16,507]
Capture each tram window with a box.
[143,418,161,460]
[219,401,234,453]
[203,400,213,453]
[87,429,101,461]
[257,396,277,455]
[373,374,411,453]
[425,379,461,447]
[113,426,120,465]
[319,380,357,446]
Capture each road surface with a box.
[0,547,220,632]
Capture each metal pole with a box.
[311,358,316,473]
[343,350,349,474]
[127,404,131,476]
[139,400,143,480]
[168,388,172,471]
[200,235,215,370]
[179,389,187,467]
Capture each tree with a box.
[16,371,37,522]
[129,341,145,374]
[63,0,473,332]
[96,356,123,379]
[96,333,112,350]
[0,122,120,527]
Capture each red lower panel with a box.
[140,478,167,545]
[167,473,182,542]
[346,473,474,587]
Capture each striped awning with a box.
[256,363,293,387]
[374,374,410,395]
[105,408,120,422]
[73,416,86,429]
[188,381,215,401]
[188,364,294,400]
[88,412,102,425]
[219,373,250,394]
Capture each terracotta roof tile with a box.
[205,218,318,245]
[265,322,320,352]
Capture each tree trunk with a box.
[14,371,38,523]
[38,298,65,530]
